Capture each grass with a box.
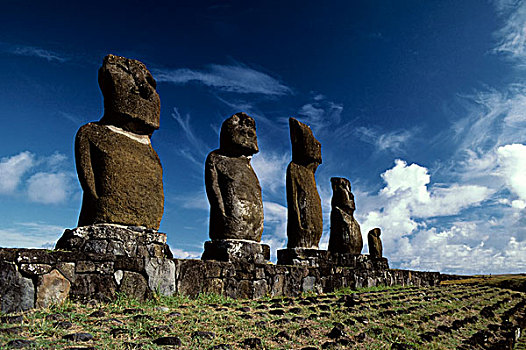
[1,276,525,349]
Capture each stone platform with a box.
[0,247,441,314]
[55,224,171,259]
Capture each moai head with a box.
[369,228,381,238]
[289,118,322,170]
[98,54,161,135]
[219,112,259,156]
[331,177,355,215]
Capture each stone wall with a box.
[0,248,440,314]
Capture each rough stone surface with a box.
[75,54,163,230]
[36,269,71,308]
[145,257,175,296]
[202,240,270,264]
[368,228,383,258]
[118,271,148,301]
[205,113,263,242]
[0,248,440,311]
[277,248,330,267]
[328,177,363,255]
[286,117,323,249]
[55,224,170,258]
[0,261,34,313]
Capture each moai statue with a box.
[75,54,164,230]
[286,117,323,248]
[328,177,363,255]
[278,118,326,266]
[202,113,269,263]
[368,228,383,258]
[55,54,169,259]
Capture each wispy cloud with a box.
[0,42,68,63]
[0,222,64,248]
[355,127,415,154]
[171,107,211,167]
[154,63,292,95]
[26,172,72,204]
[296,99,343,132]
[493,0,526,65]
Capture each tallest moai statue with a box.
[75,54,164,230]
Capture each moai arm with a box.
[205,153,226,220]
[75,125,98,200]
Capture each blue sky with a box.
[1,0,526,274]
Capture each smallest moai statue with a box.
[328,177,363,255]
[368,228,383,258]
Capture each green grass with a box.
[1,277,525,349]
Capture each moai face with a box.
[219,112,259,156]
[289,118,322,170]
[98,54,160,135]
[331,177,356,215]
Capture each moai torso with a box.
[328,177,363,255]
[76,54,164,230]
[205,113,264,241]
[286,118,323,249]
[76,123,163,229]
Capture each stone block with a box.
[0,261,34,313]
[203,278,224,295]
[17,249,56,264]
[201,240,270,264]
[114,257,144,272]
[119,271,148,301]
[76,261,96,273]
[69,274,116,302]
[270,274,285,297]
[19,263,52,276]
[145,258,175,296]
[56,262,76,283]
[253,279,268,299]
[36,269,71,308]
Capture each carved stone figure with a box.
[286,117,323,249]
[75,54,164,230]
[204,112,264,241]
[328,177,363,255]
[368,228,383,258]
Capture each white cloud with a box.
[26,172,70,204]
[155,64,291,95]
[0,151,35,194]
[496,143,526,200]
[252,151,289,195]
[0,222,64,248]
[170,247,201,259]
[261,201,288,261]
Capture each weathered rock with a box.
[286,117,323,249]
[56,224,170,258]
[202,240,270,264]
[36,269,71,308]
[75,54,163,230]
[368,228,383,258]
[328,177,362,255]
[277,248,329,267]
[205,113,263,242]
[0,261,34,313]
[69,274,116,302]
[145,258,175,296]
[119,271,148,301]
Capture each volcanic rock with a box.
[75,54,163,230]
[286,117,323,248]
[328,177,362,255]
[204,113,263,242]
[368,228,383,258]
